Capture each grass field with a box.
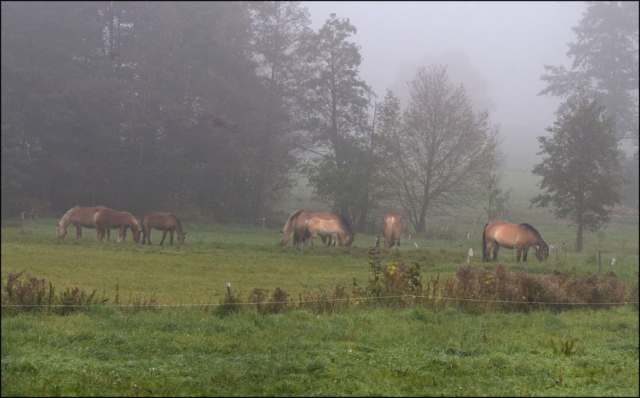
[2,169,639,396]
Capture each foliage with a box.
[377,66,500,233]
[531,92,624,251]
[298,13,376,228]
[538,1,639,144]
[0,2,293,222]
[1,271,105,316]
[538,1,639,209]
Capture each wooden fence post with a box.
[226,282,231,297]
[598,250,602,275]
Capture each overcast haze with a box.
[305,1,588,169]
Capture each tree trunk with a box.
[576,223,583,252]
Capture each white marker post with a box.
[468,248,473,263]
[611,258,616,266]
[414,242,418,248]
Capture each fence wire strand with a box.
[2,295,638,308]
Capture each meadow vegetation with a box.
[2,205,638,395]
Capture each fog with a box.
[305,1,588,170]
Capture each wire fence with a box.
[2,294,638,308]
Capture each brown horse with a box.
[280,210,355,247]
[482,221,549,263]
[141,211,187,245]
[57,205,109,240]
[304,218,348,248]
[94,209,141,244]
[381,213,403,249]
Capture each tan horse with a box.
[482,221,549,263]
[141,211,187,245]
[57,205,109,240]
[381,213,404,249]
[280,210,355,247]
[304,218,347,248]
[94,209,141,244]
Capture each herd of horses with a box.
[279,210,548,263]
[57,206,187,245]
[57,206,550,263]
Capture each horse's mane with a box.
[520,223,544,242]
[60,205,81,223]
[334,212,353,236]
[286,210,304,229]
[173,214,184,234]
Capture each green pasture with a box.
[2,169,638,396]
[1,215,638,304]
[2,306,638,396]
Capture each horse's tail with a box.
[289,210,305,245]
[482,223,488,262]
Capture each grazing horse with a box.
[381,213,404,249]
[94,209,141,244]
[57,205,109,240]
[304,218,347,248]
[482,221,549,263]
[280,210,355,247]
[141,211,187,245]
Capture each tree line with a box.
[2,2,636,244]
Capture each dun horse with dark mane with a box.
[381,213,403,249]
[57,205,109,240]
[304,218,347,248]
[94,209,141,244]
[482,221,549,263]
[141,211,187,245]
[280,210,355,247]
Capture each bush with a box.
[2,271,106,316]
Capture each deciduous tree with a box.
[530,92,624,252]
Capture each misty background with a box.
[305,1,589,170]
[1,1,637,231]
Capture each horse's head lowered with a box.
[133,229,142,244]
[177,232,187,245]
[534,243,549,262]
[57,222,67,239]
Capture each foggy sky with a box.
[304,1,588,169]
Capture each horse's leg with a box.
[522,246,528,262]
[159,230,168,246]
[106,228,111,242]
[516,247,522,263]
[492,243,499,261]
[485,239,493,261]
[170,230,174,245]
[76,225,83,239]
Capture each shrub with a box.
[2,271,106,316]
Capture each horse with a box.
[304,218,347,248]
[57,205,110,240]
[482,221,549,263]
[93,208,141,244]
[141,211,187,245]
[381,213,403,249]
[280,210,355,247]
